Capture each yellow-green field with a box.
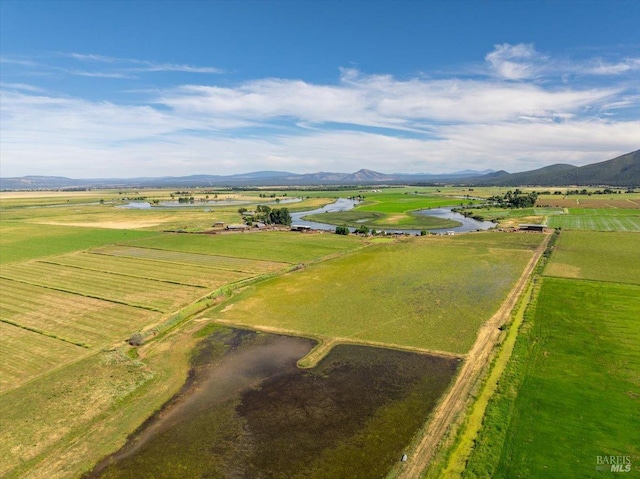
[4,186,635,479]
[211,233,544,355]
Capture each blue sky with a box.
[1,0,639,178]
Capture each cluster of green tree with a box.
[177,196,195,203]
[335,224,371,235]
[240,205,292,226]
[559,188,622,195]
[258,193,286,198]
[487,189,538,208]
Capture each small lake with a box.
[87,328,458,479]
[291,198,494,234]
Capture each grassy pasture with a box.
[545,231,640,284]
[357,192,472,212]
[303,209,459,230]
[0,261,203,312]
[465,278,640,478]
[212,233,542,355]
[301,191,478,230]
[125,231,365,263]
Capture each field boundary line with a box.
[0,318,90,348]
[541,274,640,287]
[37,259,209,289]
[395,233,550,479]
[88,250,274,275]
[108,243,292,267]
[0,276,165,313]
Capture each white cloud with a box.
[1,45,639,178]
[582,57,640,75]
[485,43,544,80]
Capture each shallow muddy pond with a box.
[88,329,458,478]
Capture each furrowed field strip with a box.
[0,262,203,312]
[124,231,364,263]
[0,322,86,393]
[487,279,640,478]
[91,245,289,273]
[40,252,251,288]
[567,207,640,216]
[0,278,158,347]
[544,231,640,284]
[0,318,88,348]
[37,259,208,288]
[547,214,640,231]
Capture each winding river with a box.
[291,198,494,234]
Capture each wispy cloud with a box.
[1,45,638,177]
[582,57,640,75]
[484,43,640,80]
[63,52,224,74]
[485,43,545,80]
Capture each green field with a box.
[0,222,156,264]
[547,213,640,231]
[357,192,471,212]
[545,231,640,284]
[464,278,640,478]
[4,186,637,479]
[303,209,460,230]
[463,228,640,478]
[212,233,542,354]
[302,191,478,230]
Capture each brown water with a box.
[88,328,458,478]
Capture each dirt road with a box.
[396,234,550,479]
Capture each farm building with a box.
[226,224,249,231]
[291,225,312,232]
[519,224,546,232]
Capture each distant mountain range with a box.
[469,150,640,187]
[0,168,496,190]
[1,150,638,190]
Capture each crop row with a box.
[566,207,640,216]
[0,278,158,347]
[92,245,288,274]
[547,214,640,231]
[0,321,86,393]
[0,262,202,312]
[45,252,250,289]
